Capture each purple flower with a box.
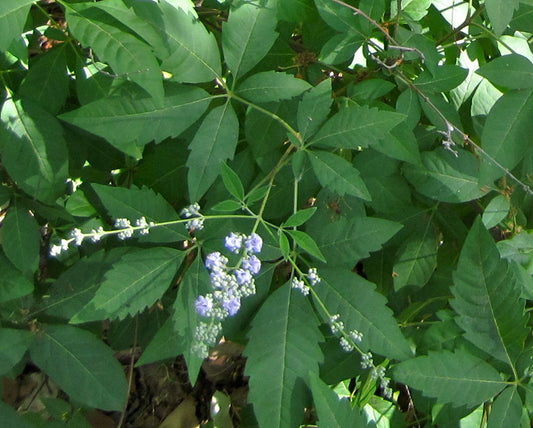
[242,255,261,275]
[235,269,252,285]
[222,297,241,316]
[205,252,227,271]
[224,232,242,253]
[195,295,213,316]
[245,233,263,254]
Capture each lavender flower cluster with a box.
[193,232,263,358]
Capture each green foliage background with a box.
[2,0,533,426]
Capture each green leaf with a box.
[42,249,129,320]
[92,184,189,242]
[309,374,368,427]
[485,0,520,35]
[282,208,317,228]
[1,98,68,204]
[0,401,34,428]
[451,218,529,367]
[286,229,326,262]
[307,150,371,200]
[277,0,315,22]
[0,328,33,375]
[479,90,533,183]
[236,71,311,103]
[393,223,438,290]
[297,79,333,141]
[187,102,239,201]
[314,0,359,32]
[222,0,278,82]
[482,194,510,229]
[173,256,210,385]
[487,386,522,428]
[393,350,507,407]
[29,324,128,411]
[245,284,324,428]
[309,105,405,149]
[279,231,291,260]
[0,251,33,303]
[1,202,40,275]
[19,45,69,115]
[158,0,222,82]
[396,89,421,129]
[414,65,468,93]
[59,84,211,157]
[0,0,34,52]
[315,268,412,360]
[210,200,242,212]
[477,54,533,90]
[311,216,402,267]
[136,316,180,367]
[220,162,245,200]
[373,124,422,165]
[319,33,364,65]
[71,247,185,322]
[403,147,486,203]
[65,3,164,102]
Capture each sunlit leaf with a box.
[0,0,34,52]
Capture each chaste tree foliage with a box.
[1,0,533,426]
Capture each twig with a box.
[328,0,533,196]
[117,316,139,428]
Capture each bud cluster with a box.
[193,232,263,358]
[290,267,322,296]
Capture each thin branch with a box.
[328,0,533,196]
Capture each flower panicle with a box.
[49,202,203,257]
[193,231,263,358]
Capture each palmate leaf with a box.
[307,150,371,200]
[310,216,402,268]
[71,248,185,322]
[451,218,529,368]
[187,102,239,201]
[60,84,211,157]
[222,0,278,82]
[236,71,311,103]
[245,285,324,428]
[314,268,412,361]
[479,89,533,183]
[65,3,164,102]
[309,105,405,149]
[29,324,128,411]
[1,98,68,204]
[1,202,40,276]
[92,184,189,242]
[393,350,507,408]
[309,374,368,427]
[0,0,34,52]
